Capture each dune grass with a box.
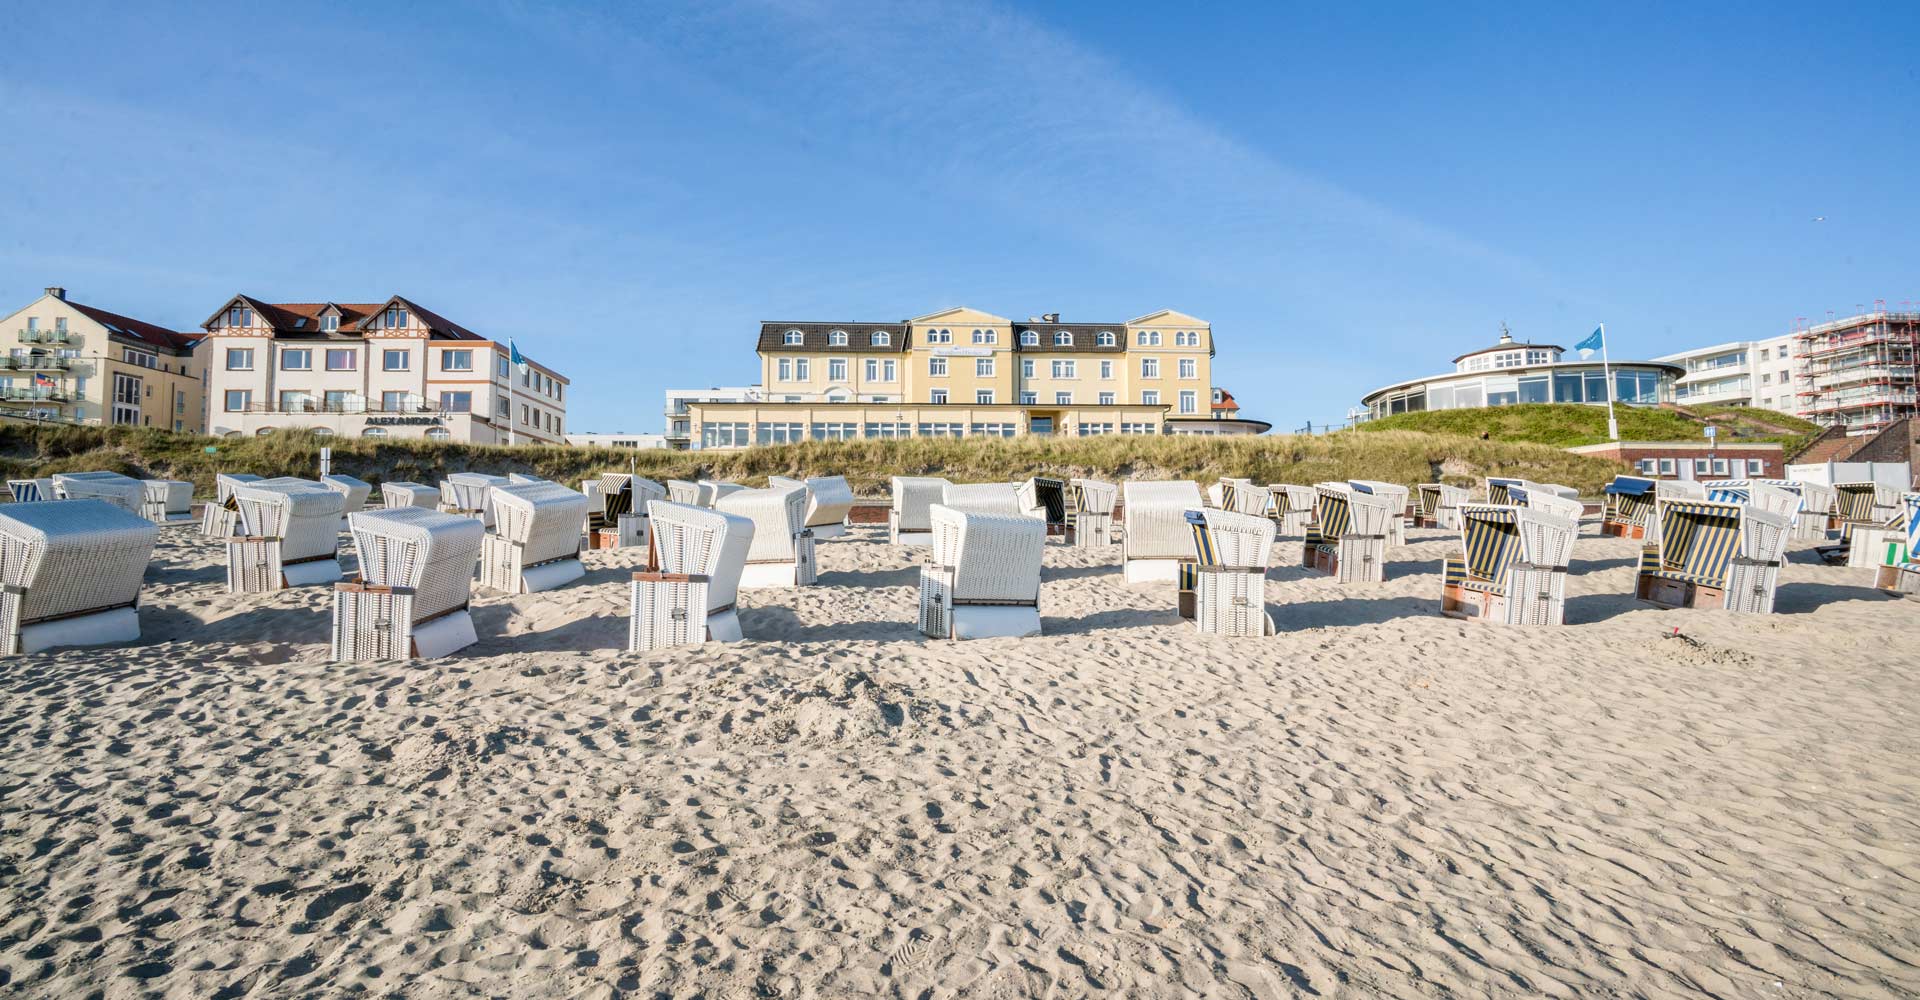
[1356,403,1822,453]
[0,424,1630,498]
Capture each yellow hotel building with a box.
[690,306,1221,448]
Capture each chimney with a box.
[1043,312,1060,323]
[45,286,66,301]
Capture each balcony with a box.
[241,399,470,416]
[1,355,71,372]
[0,387,69,403]
[17,329,72,345]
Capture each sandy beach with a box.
[2,519,1917,998]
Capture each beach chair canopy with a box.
[7,478,56,504]
[1605,476,1657,497]
[1456,505,1523,586]
[442,473,510,511]
[1017,477,1069,524]
[0,499,158,629]
[487,481,589,564]
[889,477,951,533]
[349,506,486,623]
[941,482,1024,517]
[1185,508,1277,572]
[1272,484,1319,513]
[380,482,439,508]
[216,473,263,504]
[1123,480,1205,560]
[715,485,810,561]
[930,504,1045,604]
[233,482,344,561]
[321,474,372,512]
[52,472,145,513]
[648,500,753,614]
[1656,500,1746,585]
[1070,478,1117,516]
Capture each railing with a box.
[0,387,68,402]
[1,356,71,372]
[17,330,72,345]
[240,400,475,415]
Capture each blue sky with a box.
[2,1,1915,433]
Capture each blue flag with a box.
[1574,327,1604,359]
[509,339,526,369]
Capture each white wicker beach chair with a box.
[0,499,158,654]
[1636,498,1791,613]
[1510,484,1584,524]
[1269,484,1319,537]
[1349,481,1410,546]
[629,500,754,650]
[1122,480,1204,583]
[1206,477,1253,510]
[227,481,346,592]
[440,472,509,524]
[667,479,704,506]
[889,477,950,545]
[7,478,56,504]
[1600,476,1657,539]
[380,481,440,509]
[1793,480,1837,542]
[477,480,589,594]
[1068,478,1118,547]
[715,485,815,588]
[333,507,486,660]
[52,472,144,514]
[1441,503,1576,624]
[919,504,1045,640]
[769,475,856,539]
[1179,508,1277,636]
[1304,483,1392,583]
[1016,477,1070,537]
[942,482,1025,517]
[701,480,745,507]
[322,474,371,531]
[201,473,263,537]
[138,479,196,525]
[1224,482,1273,518]
[1414,483,1470,531]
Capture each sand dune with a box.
[2,523,1917,998]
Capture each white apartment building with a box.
[201,295,568,444]
[565,432,670,449]
[663,385,762,450]
[1654,333,1798,415]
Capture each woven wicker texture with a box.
[322,475,372,514]
[486,481,590,567]
[53,472,144,514]
[440,473,510,513]
[716,486,811,564]
[1122,480,1203,561]
[942,483,1024,517]
[380,482,439,508]
[233,482,344,563]
[889,477,951,536]
[929,504,1045,605]
[350,507,485,623]
[648,501,753,612]
[0,499,157,645]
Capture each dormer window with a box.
[322,315,339,332]
[783,329,804,345]
[1097,331,1115,346]
[1054,331,1073,346]
[1021,331,1039,347]
[872,331,890,346]
[828,329,848,346]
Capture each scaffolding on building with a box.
[1792,304,1920,435]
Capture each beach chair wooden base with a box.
[1600,520,1647,540]
[1193,568,1272,636]
[331,583,481,660]
[478,536,585,594]
[1441,566,1566,625]
[1636,565,1776,614]
[628,572,713,651]
[1874,563,1920,597]
[1072,513,1113,547]
[1309,537,1385,584]
[591,513,648,551]
[3,600,140,655]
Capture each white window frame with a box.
[1100,360,1113,380]
[828,330,848,346]
[976,389,995,404]
[872,331,890,346]
[1051,359,1076,379]
[224,389,251,411]
[1142,390,1160,406]
[383,349,409,371]
[1097,331,1115,346]
[783,329,804,345]
[930,388,949,404]
[929,357,948,377]
[1098,391,1115,405]
[1055,391,1072,405]
[976,357,994,377]
[829,358,848,381]
[226,348,254,370]
[795,358,810,380]
[1141,357,1159,378]
[1021,331,1039,346]
[1179,390,1198,414]
[1179,358,1197,379]
[280,348,312,371]
[440,350,474,372]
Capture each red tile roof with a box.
[66,300,200,352]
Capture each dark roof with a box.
[202,295,486,341]
[1452,339,1565,364]
[758,322,908,353]
[1010,323,1126,353]
[67,300,200,352]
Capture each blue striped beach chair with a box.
[1415,483,1469,530]
[1440,502,1576,624]
[1304,483,1392,583]
[1601,476,1657,539]
[1635,499,1792,613]
[1177,508,1277,635]
[1485,477,1526,505]
[1269,484,1319,537]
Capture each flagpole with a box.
[505,347,517,447]
[1599,322,1619,441]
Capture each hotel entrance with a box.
[1026,411,1061,435]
